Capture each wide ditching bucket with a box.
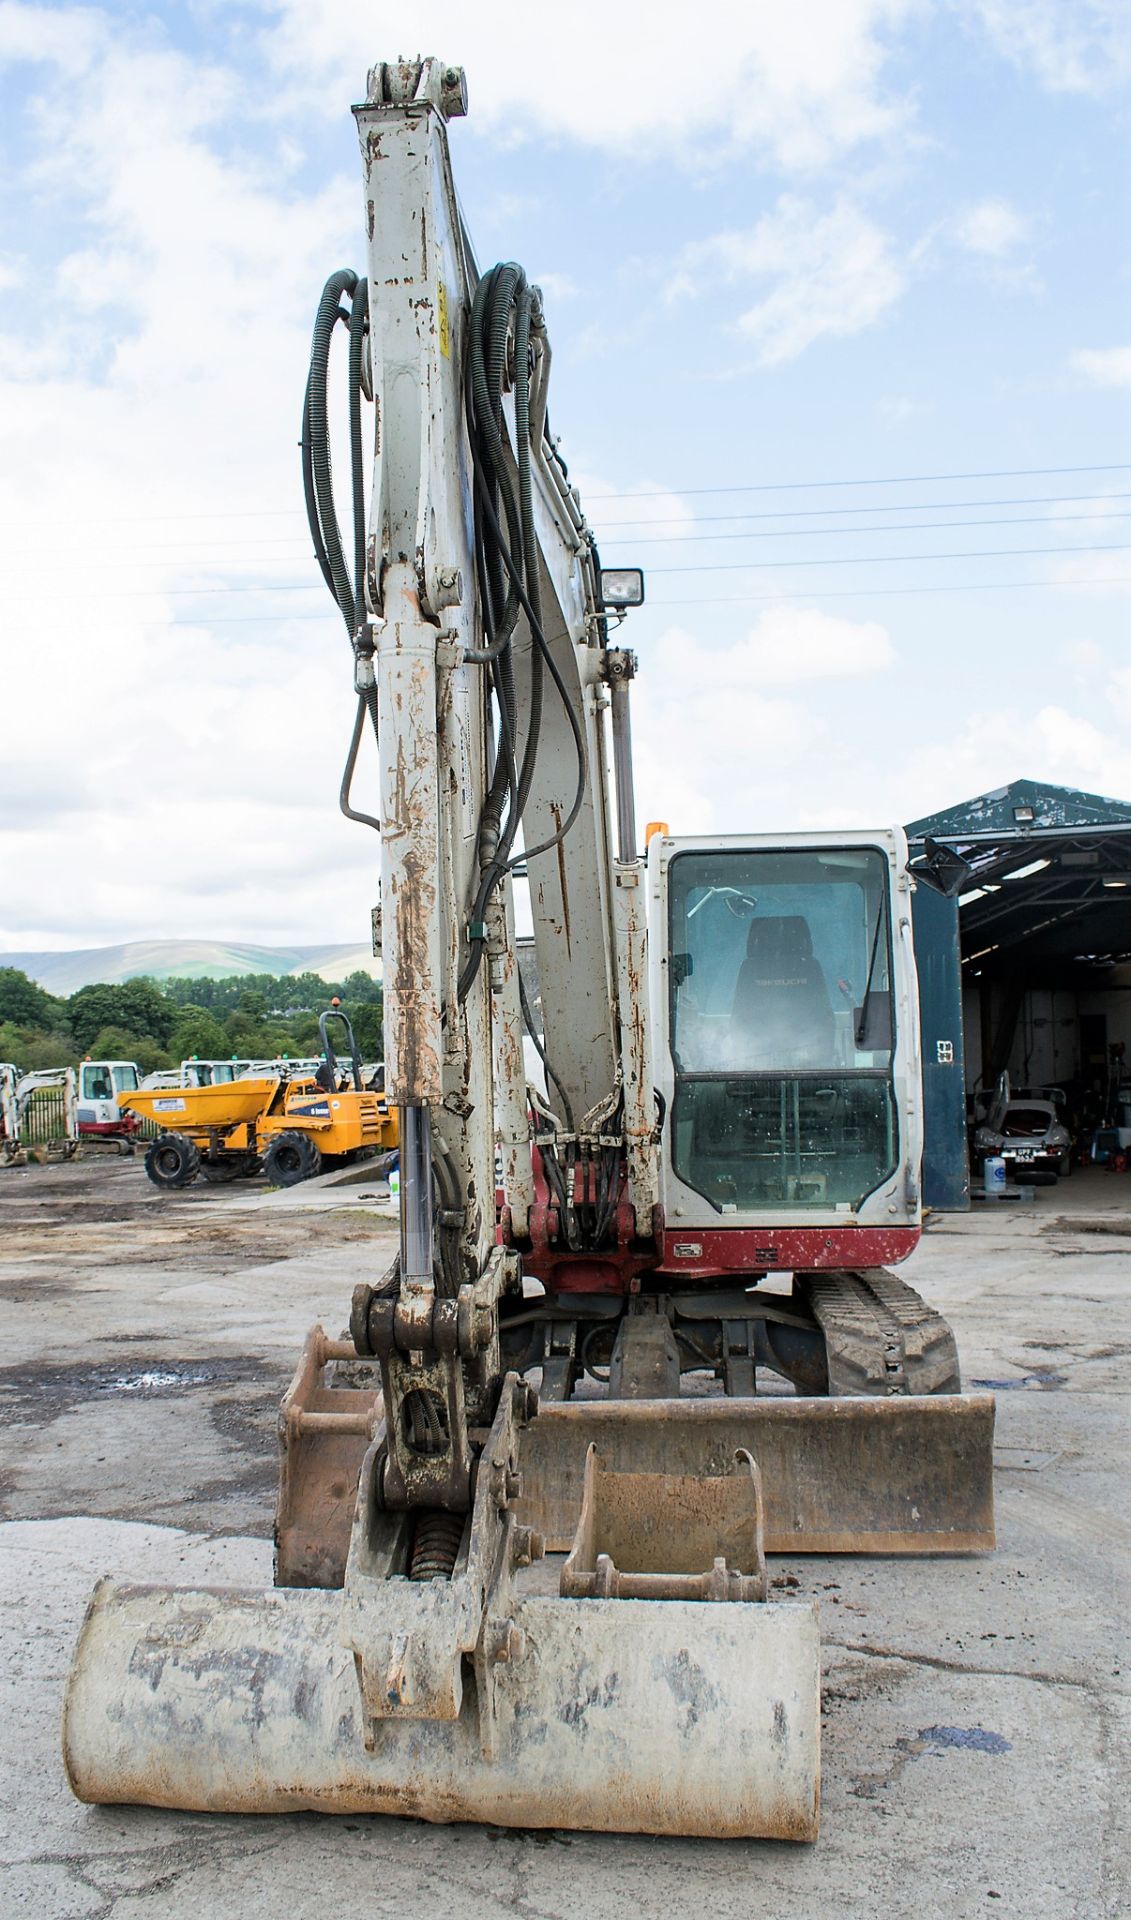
[63,1335,994,1840]
[64,1370,822,1839]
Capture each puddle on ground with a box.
[98,1367,214,1394]
[972,1374,1068,1391]
[919,1725,1012,1755]
[0,1352,274,1424]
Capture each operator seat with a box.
[730,916,835,1067]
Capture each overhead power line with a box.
[9,495,1131,570]
[62,572,1131,628]
[645,541,1131,576]
[10,508,1127,579]
[633,541,1129,576]
[56,572,1131,627]
[649,574,1131,607]
[604,511,1131,550]
[4,461,1130,527]
[6,540,1126,601]
[592,489,1131,531]
[584,462,1131,501]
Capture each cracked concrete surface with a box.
[0,1156,1128,1918]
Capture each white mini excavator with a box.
[63,57,994,1841]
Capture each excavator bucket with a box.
[63,1336,994,1837]
[63,1578,820,1837]
[64,1371,823,1839]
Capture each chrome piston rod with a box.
[398,1103,433,1283]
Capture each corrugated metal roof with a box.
[908,778,1131,839]
[906,781,1131,974]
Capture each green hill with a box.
[0,940,380,997]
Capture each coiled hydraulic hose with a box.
[302,260,592,1150]
[302,270,379,831]
[457,264,588,1024]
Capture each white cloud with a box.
[532,271,577,305]
[1109,666,1131,727]
[0,10,375,944]
[634,673,822,837]
[857,684,1131,824]
[698,606,895,685]
[879,394,930,425]
[966,1,1131,95]
[628,609,895,835]
[629,619,1131,840]
[0,1,103,72]
[1071,345,1131,389]
[910,196,1038,289]
[1049,547,1131,595]
[1,2,1127,948]
[949,198,1029,258]
[1067,639,1105,670]
[685,197,904,364]
[261,1,915,172]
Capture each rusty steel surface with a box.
[275,1327,381,1588]
[560,1443,768,1601]
[270,1329,994,1590]
[515,1394,996,1556]
[63,1577,820,1838]
[340,1373,533,1741]
[377,614,444,1107]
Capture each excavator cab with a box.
[654,831,918,1241]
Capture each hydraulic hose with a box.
[302,270,380,833]
[458,264,588,1009]
[303,256,596,1230]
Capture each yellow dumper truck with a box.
[122,1010,396,1188]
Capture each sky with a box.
[0,0,1129,951]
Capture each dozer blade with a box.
[519,1393,997,1556]
[63,1578,819,1838]
[274,1329,995,1589]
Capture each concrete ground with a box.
[0,1152,1128,1919]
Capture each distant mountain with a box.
[1,940,381,997]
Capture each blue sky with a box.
[0,0,1128,947]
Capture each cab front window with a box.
[668,847,899,1211]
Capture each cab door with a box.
[78,1062,116,1129]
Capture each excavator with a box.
[62,56,994,1841]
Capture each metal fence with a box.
[19,1082,76,1149]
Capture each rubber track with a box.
[797,1267,962,1397]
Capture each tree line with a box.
[0,966,383,1074]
